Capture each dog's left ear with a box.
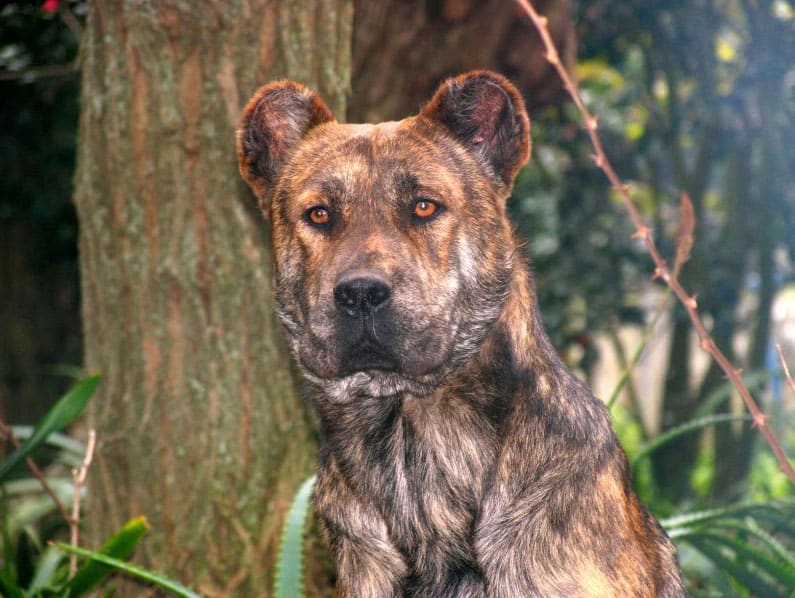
[421,71,530,186]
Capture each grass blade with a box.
[27,545,65,592]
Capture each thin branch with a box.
[515,0,795,484]
[70,429,96,577]
[58,2,83,42]
[777,344,795,396]
[0,63,77,82]
[0,420,72,523]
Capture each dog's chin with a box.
[301,366,443,403]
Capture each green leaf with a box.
[662,501,786,532]
[685,531,795,593]
[0,575,24,598]
[27,545,66,593]
[3,483,73,541]
[275,475,316,598]
[58,541,202,598]
[631,413,751,472]
[10,425,88,467]
[64,516,150,595]
[709,519,795,570]
[701,531,795,587]
[687,535,781,596]
[0,375,100,482]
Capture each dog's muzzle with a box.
[333,273,399,375]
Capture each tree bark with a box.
[74,1,350,595]
[350,0,573,122]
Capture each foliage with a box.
[1,379,197,596]
[59,539,202,598]
[665,501,795,596]
[616,409,795,595]
[510,0,795,501]
[0,0,83,426]
[0,375,98,480]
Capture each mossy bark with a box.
[73,1,351,594]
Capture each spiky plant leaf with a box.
[275,475,316,598]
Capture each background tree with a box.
[72,1,351,594]
[559,0,795,503]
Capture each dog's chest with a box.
[371,395,498,563]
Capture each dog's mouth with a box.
[338,339,399,377]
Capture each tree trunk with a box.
[73,1,351,595]
[350,0,573,122]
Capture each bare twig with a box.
[0,420,72,523]
[777,344,795,396]
[515,0,795,483]
[58,2,83,42]
[0,63,77,81]
[70,429,96,576]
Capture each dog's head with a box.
[237,71,530,400]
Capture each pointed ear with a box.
[237,81,335,213]
[420,71,530,186]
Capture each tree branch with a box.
[0,63,77,81]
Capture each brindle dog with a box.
[237,71,685,597]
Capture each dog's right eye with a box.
[305,206,332,229]
[411,198,444,223]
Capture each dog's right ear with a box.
[237,81,335,214]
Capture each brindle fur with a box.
[238,71,685,597]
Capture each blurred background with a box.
[1,0,794,595]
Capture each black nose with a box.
[334,276,391,316]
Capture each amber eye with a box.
[305,206,331,228]
[412,199,441,221]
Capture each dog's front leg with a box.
[315,459,407,598]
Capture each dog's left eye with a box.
[411,199,443,222]
[305,206,332,229]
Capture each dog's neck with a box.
[459,249,558,381]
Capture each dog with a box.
[237,70,685,597]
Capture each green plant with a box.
[1,377,201,596]
[664,501,795,596]
[614,394,795,595]
[275,475,316,598]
